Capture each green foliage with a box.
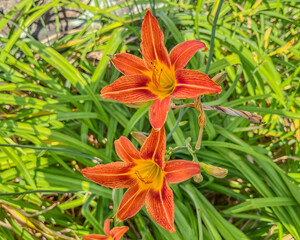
[0,0,299,239]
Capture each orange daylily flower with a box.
[83,218,129,240]
[101,10,222,130]
[81,127,200,232]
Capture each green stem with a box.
[205,0,224,74]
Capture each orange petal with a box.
[101,75,157,103]
[110,53,149,75]
[145,179,175,232]
[82,234,108,240]
[171,69,222,99]
[117,184,147,220]
[169,40,207,70]
[110,226,129,240]
[141,10,170,68]
[140,127,166,168]
[103,219,111,236]
[165,160,201,183]
[149,97,171,130]
[81,162,135,189]
[115,137,141,162]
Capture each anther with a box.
[135,170,153,184]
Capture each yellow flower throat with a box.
[132,160,164,189]
[147,60,175,99]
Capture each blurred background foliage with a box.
[0,0,299,239]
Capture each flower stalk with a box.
[194,97,206,150]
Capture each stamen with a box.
[147,164,159,183]
[157,68,163,84]
[134,163,160,184]
[151,62,163,88]
[135,170,153,184]
[152,70,158,88]
[138,53,174,94]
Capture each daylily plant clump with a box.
[82,10,222,237]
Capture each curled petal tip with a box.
[216,85,222,93]
[145,9,153,15]
[203,47,209,52]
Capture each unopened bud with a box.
[193,173,203,183]
[131,132,147,145]
[202,163,228,178]
[125,101,151,108]
[204,165,228,178]
[212,71,227,85]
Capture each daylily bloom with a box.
[83,218,129,240]
[101,10,222,130]
[81,127,200,232]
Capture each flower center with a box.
[147,61,175,99]
[132,160,164,189]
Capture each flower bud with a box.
[125,101,151,108]
[202,164,228,178]
[212,71,227,85]
[131,132,147,145]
